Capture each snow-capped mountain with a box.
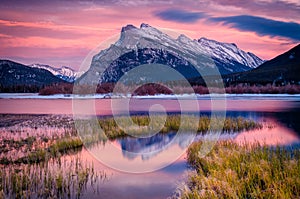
[30,64,83,82]
[0,60,64,88]
[80,23,264,84]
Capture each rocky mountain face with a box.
[0,60,65,88]
[80,23,263,84]
[30,64,82,82]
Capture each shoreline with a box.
[1,93,300,100]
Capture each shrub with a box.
[39,83,73,95]
[133,83,173,95]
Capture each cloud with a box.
[210,15,300,41]
[1,47,90,69]
[0,22,87,40]
[155,9,206,23]
[210,0,300,20]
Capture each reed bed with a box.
[0,137,83,165]
[0,155,107,199]
[97,115,262,140]
[179,141,300,199]
[0,116,106,199]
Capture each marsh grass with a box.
[0,156,107,199]
[0,116,106,199]
[180,141,300,199]
[97,115,261,140]
[0,137,36,154]
[0,116,77,163]
[48,137,83,157]
[0,137,83,165]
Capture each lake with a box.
[0,94,300,198]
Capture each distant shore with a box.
[1,93,300,100]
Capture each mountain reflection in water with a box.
[119,132,195,160]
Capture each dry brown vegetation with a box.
[179,141,300,199]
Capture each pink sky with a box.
[0,0,299,70]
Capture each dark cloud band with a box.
[155,8,300,41]
[210,15,300,41]
[155,9,206,23]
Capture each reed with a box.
[179,141,300,199]
[0,155,107,198]
[49,137,83,157]
[1,137,83,165]
[97,115,262,140]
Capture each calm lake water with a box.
[1,95,300,198]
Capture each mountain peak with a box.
[177,34,194,45]
[198,37,215,43]
[198,37,237,48]
[140,23,151,28]
[121,24,137,32]
[231,43,237,48]
[198,37,207,42]
[198,37,221,45]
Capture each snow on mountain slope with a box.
[197,37,263,69]
[30,64,83,82]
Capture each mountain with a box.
[79,23,263,84]
[30,64,82,82]
[0,60,65,89]
[224,44,300,85]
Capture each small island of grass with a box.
[179,141,300,199]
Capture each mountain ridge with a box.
[1,43,299,94]
[223,43,300,85]
[0,59,65,91]
[80,23,264,84]
[29,64,83,82]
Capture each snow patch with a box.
[1,93,300,101]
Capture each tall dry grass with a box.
[179,141,300,199]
